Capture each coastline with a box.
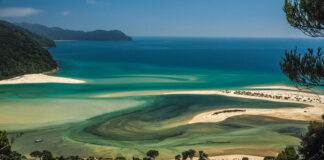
[163,89,324,124]
[95,86,324,124]
[0,73,86,85]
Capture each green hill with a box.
[17,22,132,41]
[0,20,58,80]
[0,20,56,48]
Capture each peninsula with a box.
[17,22,132,41]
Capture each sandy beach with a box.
[163,89,324,124]
[95,86,324,124]
[0,73,86,85]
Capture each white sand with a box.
[168,89,324,124]
[94,88,324,123]
[0,73,86,85]
[189,106,324,124]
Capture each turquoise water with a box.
[2,37,324,158]
[2,37,324,99]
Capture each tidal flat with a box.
[10,95,309,158]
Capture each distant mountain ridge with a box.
[17,22,132,41]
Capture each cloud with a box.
[0,7,40,18]
[86,0,97,4]
[61,10,70,16]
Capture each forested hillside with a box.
[0,20,56,48]
[0,20,57,80]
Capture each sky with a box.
[0,0,308,38]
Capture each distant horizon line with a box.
[5,20,320,40]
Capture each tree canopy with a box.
[0,20,57,80]
[276,146,299,160]
[284,0,324,37]
[146,150,159,160]
[298,121,324,160]
[281,0,324,88]
[280,48,324,87]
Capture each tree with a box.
[42,150,54,160]
[30,151,42,158]
[284,0,324,37]
[175,154,181,160]
[298,121,324,160]
[280,48,324,88]
[281,0,324,88]
[0,130,11,156]
[276,146,299,160]
[10,151,22,160]
[146,150,159,160]
[187,149,196,160]
[182,151,189,160]
[198,151,208,160]
[0,154,10,160]
[115,156,126,160]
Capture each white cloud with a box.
[61,10,70,16]
[86,0,98,4]
[0,7,40,18]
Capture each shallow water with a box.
[2,37,323,158]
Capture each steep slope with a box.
[0,21,57,80]
[0,20,56,48]
[17,22,133,41]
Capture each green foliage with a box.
[276,146,299,160]
[187,149,196,160]
[146,150,159,160]
[30,150,55,160]
[0,20,57,80]
[30,151,42,158]
[0,20,55,48]
[175,154,181,160]
[280,48,324,88]
[284,0,324,37]
[0,130,11,155]
[198,151,208,160]
[282,1,324,88]
[181,149,196,160]
[298,121,324,160]
[0,130,22,160]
